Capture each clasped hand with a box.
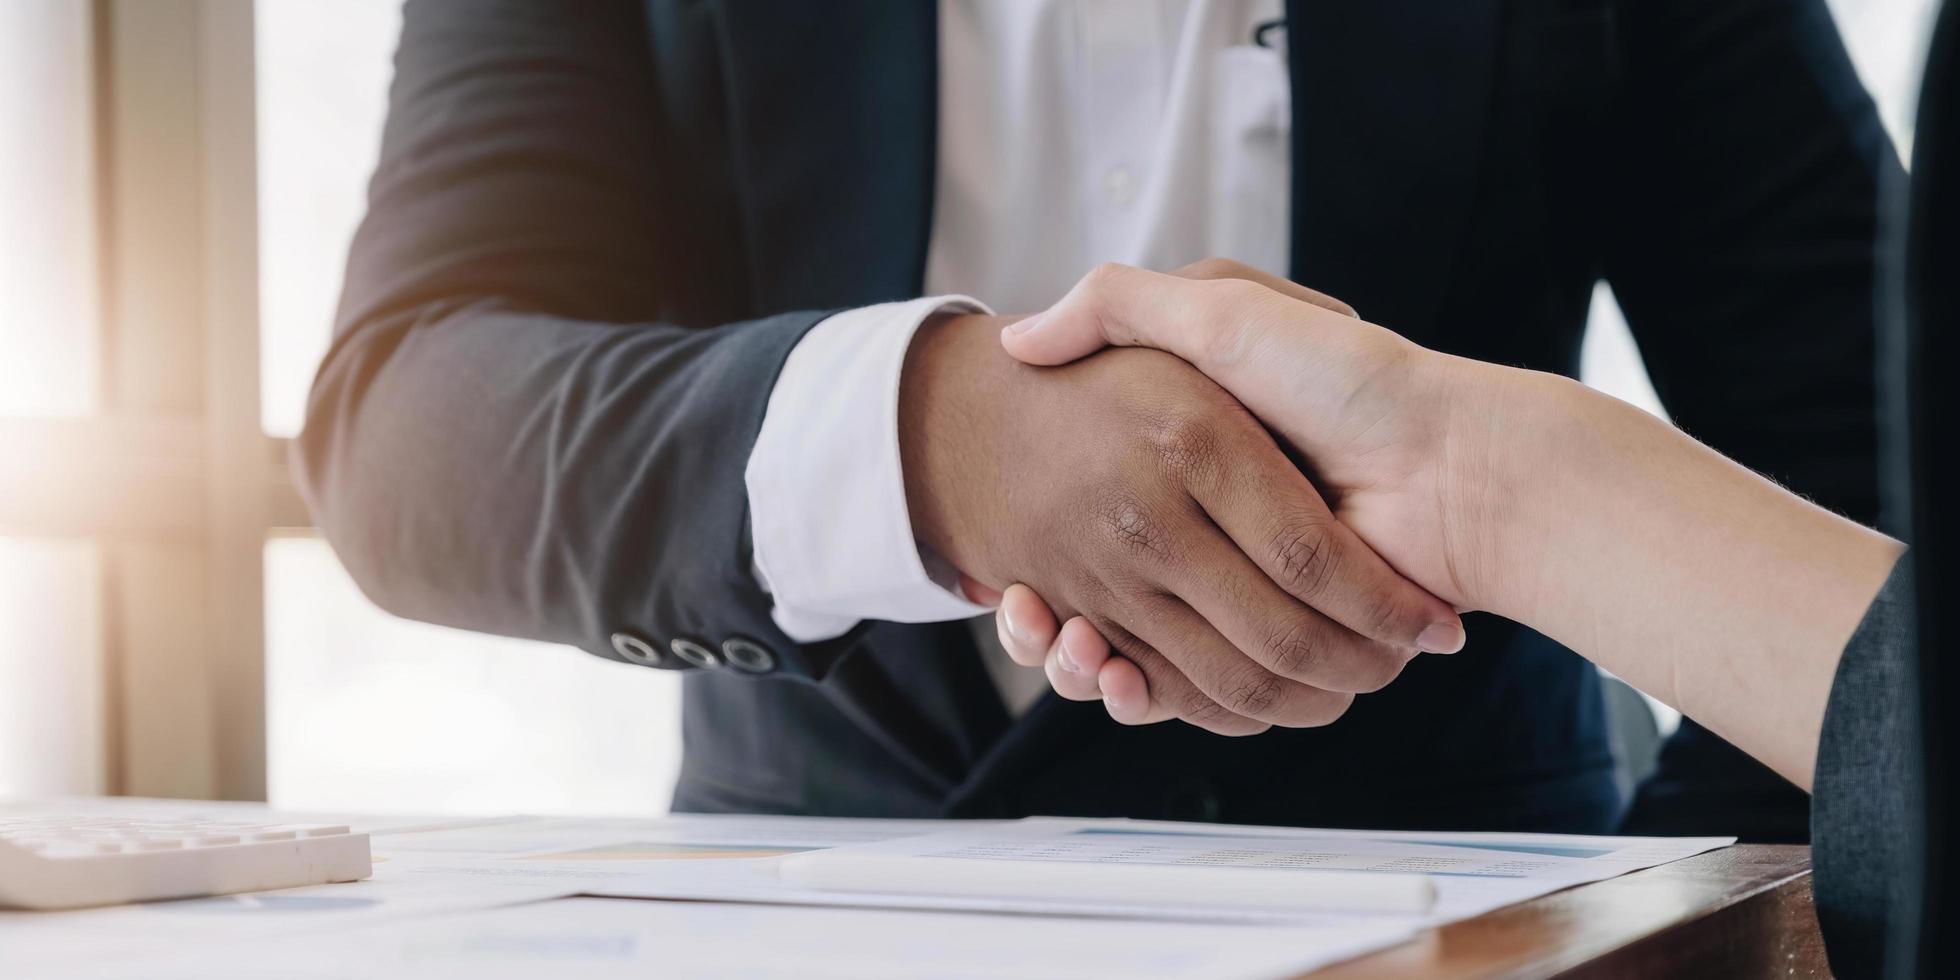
[901,259,1474,735]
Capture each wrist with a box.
[897,312,1021,585]
[1425,353,1590,619]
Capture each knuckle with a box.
[1360,591,1406,642]
[1178,256,1247,281]
[1268,518,1340,600]
[1205,276,1272,311]
[1222,672,1286,717]
[1082,261,1129,298]
[1095,496,1176,563]
[1146,411,1223,479]
[1261,621,1326,680]
[1179,692,1244,731]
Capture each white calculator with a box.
[0,814,372,911]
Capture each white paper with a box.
[5,807,1730,979]
[60,896,1415,980]
[0,808,981,976]
[373,813,970,858]
[0,865,580,975]
[589,817,1735,927]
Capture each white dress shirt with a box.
[746,0,1290,715]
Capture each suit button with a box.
[670,636,722,669]
[610,631,670,668]
[721,637,778,674]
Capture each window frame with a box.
[0,0,300,801]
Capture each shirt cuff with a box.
[746,295,996,643]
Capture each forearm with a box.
[296,303,843,675]
[1445,358,1903,787]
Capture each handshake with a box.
[902,259,1518,735]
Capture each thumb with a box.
[999,263,1231,367]
[999,264,1416,466]
[997,308,1113,367]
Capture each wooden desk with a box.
[1311,845,1827,979]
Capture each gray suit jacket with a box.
[1813,559,1918,977]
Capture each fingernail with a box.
[1102,686,1128,719]
[1001,606,1035,650]
[1006,313,1045,334]
[1056,641,1080,674]
[1417,622,1466,655]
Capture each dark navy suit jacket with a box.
[296,0,1898,838]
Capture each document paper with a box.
[590,816,1735,927]
[0,810,958,976]
[64,896,1416,980]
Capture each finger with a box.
[1044,617,1111,701]
[1088,615,1269,736]
[959,572,1004,606]
[1107,596,1357,731]
[1002,262,1280,367]
[1172,257,1358,318]
[996,584,1059,667]
[1048,617,1175,724]
[1003,263,1384,401]
[1161,518,1423,693]
[1097,655,1162,725]
[1175,423,1465,655]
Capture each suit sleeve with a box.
[293,0,851,679]
[1811,556,1916,980]
[1602,0,1906,838]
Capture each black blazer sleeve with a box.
[293,0,848,679]
[1812,557,1916,979]
[1602,0,1904,838]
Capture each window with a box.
[265,538,680,816]
[0,540,103,797]
[0,1,99,420]
[0,1,103,799]
[252,1,683,816]
[0,0,686,815]
[256,0,399,440]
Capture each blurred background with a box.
[0,0,1938,817]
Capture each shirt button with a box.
[610,631,671,668]
[1102,166,1136,206]
[670,637,723,670]
[721,637,778,674]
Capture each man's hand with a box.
[900,305,1463,735]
